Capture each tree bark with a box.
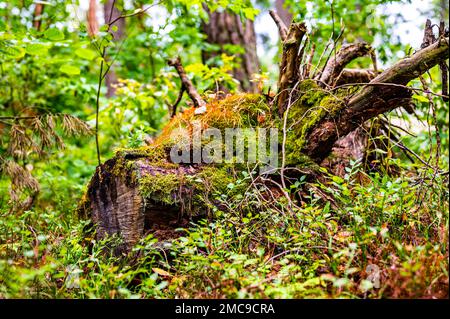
[201,7,260,93]
[87,0,99,37]
[32,3,45,31]
[276,22,307,115]
[317,42,372,87]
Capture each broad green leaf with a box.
[0,32,14,40]
[44,28,65,41]
[75,47,97,60]
[185,63,208,74]
[26,43,49,55]
[0,45,25,59]
[243,7,259,20]
[59,64,80,76]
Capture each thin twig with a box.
[380,117,417,137]
[107,1,163,27]
[168,57,206,108]
[269,10,288,41]
[171,86,185,117]
[392,140,440,171]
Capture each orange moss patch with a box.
[154,93,271,148]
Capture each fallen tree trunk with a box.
[303,37,449,161]
[79,19,449,252]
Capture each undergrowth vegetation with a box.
[1,159,448,298]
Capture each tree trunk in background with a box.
[87,0,98,37]
[439,0,449,21]
[275,0,292,26]
[201,7,260,93]
[103,0,125,97]
[32,3,45,31]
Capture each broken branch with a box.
[168,57,206,108]
[269,10,288,41]
[171,86,185,117]
[439,21,449,102]
[276,22,307,116]
[302,43,316,79]
[304,36,449,161]
[318,42,372,87]
[334,68,377,86]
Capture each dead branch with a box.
[171,86,185,117]
[269,10,288,41]
[332,82,449,99]
[370,49,378,74]
[297,37,309,80]
[304,36,449,161]
[421,19,436,49]
[318,42,372,87]
[313,27,345,81]
[334,68,377,86]
[302,43,316,79]
[168,57,206,108]
[276,22,307,116]
[439,21,449,102]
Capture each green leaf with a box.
[0,45,25,59]
[59,64,80,76]
[44,27,65,41]
[75,47,97,60]
[243,7,259,20]
[412,94,429,103]
[26,43,49,55]
[0,32,15,40]
[332,175,344,184]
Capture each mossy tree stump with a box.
[79,20,449,252]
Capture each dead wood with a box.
[168,57,206,108]
[80,16,449,252]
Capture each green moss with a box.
[283,80,344,166]
[115,143,179,169]
[139,173,180,205]
[136,164,242,216]
[196,165,235,193]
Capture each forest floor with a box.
[0,153,448,299]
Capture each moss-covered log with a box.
[79,24,449,252]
